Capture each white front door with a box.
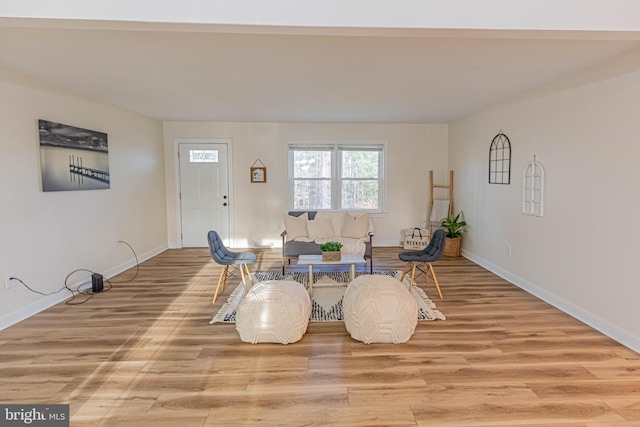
[179,142,230,247]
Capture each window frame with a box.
[287,142,386,212]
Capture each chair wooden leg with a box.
[243,263,255,286]
[424,262,430,287]
[428,262,443,299]
[212,265,229,304]
[222,265,229,291]
[409,264,417,292]
[400,263,410,282]
[239,265,249,294]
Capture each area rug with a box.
[210,270,446,323]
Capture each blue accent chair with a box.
[398,228,446,298]
[208,230,256,303]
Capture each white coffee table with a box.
[297,254,367,295]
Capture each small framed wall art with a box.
[250,159,267,183]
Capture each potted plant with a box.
[319,241,343,262]
[440,211,467,257]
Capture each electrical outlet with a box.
[505,244,512,256]
[5,274,17,290]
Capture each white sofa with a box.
[281,210,374,274]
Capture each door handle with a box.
[223,202,227,206]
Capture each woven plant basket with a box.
[443,237,461,257]
[322,251,341,262]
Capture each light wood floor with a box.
[1,248,640,426]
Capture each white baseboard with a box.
[462,249,640,355]
[0,243,168,331]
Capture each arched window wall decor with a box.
[489,132,511,184]
[522,156,544,217]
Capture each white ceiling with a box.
[1,22,639,123]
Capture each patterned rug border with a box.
[210,270,446,323]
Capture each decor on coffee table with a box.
[236,280,311,344]
[210,271,445,324]
[320,241,342,262]
[343,274,418,344]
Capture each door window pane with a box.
[190,150,218,163]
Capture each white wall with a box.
[163,121,448,248]
[0,67,167,329]
[449,51,640,352]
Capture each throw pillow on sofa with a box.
[342,212,369,239]
[283,212,309,240]
[307,218,335,240]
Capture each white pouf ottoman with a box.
[343,274,418,344]
[236,280,311,344]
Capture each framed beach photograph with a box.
[38,120,110,192]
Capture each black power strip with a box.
[91,273,104,293]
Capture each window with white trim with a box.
[288,143,385,211]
